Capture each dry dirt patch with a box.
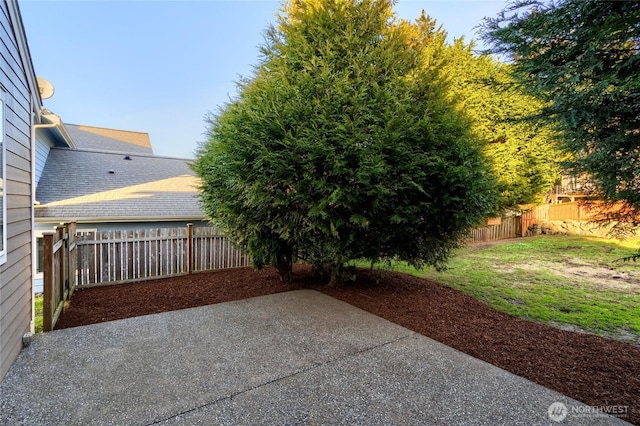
[494,260,640,292]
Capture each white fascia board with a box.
[39,114,76,148]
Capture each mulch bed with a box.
[56,264,639,425]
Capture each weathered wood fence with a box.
[42,223,77,331]
[522,202,609,226]
[42,204,605,330]
[543,202,604,221]
[76,224,250,287]
[468,215,522,242]
[468,202,610,243]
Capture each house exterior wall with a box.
[35,133,50,187]
[0,0,34,381]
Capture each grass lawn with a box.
[368,235,640,345]
[34,294,43,334]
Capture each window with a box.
[0,92,6,265]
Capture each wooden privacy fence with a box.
[524,202,607,224]
[463,201,637,243]
[44,202,608,329]
[76,224,250,287]
[547,202,606,221]
[470,202,599,243]
[468,215,523,242]
[42,223,77,332]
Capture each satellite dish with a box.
[36,77,54,99]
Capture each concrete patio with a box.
[0,290,629,425]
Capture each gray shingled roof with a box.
[35,148,204,221]
[65,124,154,155]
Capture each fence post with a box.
[57,226,67,302]
[42,232,55,332]
[187,223,193,274]
[67,222,77,299]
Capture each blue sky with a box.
[20,0,509,159]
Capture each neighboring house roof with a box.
[35,148,204,222]
[65,124,154,155]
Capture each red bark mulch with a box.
[55,264,639,425]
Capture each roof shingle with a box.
[65,124,154,155]
[35,148,204,221]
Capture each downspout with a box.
[25,117,60,338]
[22,98,38,340]
[29,123,57,336]
[28,102,37,337]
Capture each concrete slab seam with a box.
[144,332,415,425]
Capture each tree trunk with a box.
[327,264,343,287]
[276,248,293,282]
[312,262,327,279]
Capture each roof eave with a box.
[40,114,76,148]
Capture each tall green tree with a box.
[397,14,562,210]
[193,0,498,284]
[441,37,562,209]
[481,0,640,215]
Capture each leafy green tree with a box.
[396,14,562,209]
[442,38,562,209]
[193,0,498,284]
[481,0,640,214]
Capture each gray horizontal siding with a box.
[35,135,50,186]
[0,0,33,382]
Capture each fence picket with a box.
[74,225,249,287]
[468,216,521,243]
